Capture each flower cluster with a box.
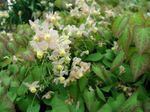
[29,11,91,87]
[70,0,100,17]
[49,34,71,77]
[28,1,119,87]
[29,19,59,59]
[64,57,91,86]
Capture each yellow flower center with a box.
[44,34,51,42]
[57,64,63,71]
[37,51,44,59]
[58,76,65,84]
[59,49,66,56]
[65,56,71,64]
[33,36,40,42]
[50,16,56,23]
[29,86,37,93]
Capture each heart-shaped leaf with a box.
[112,16,129,37]
[134,26,150,54]
[130,54,150,80]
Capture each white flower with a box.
[111,41,119,51]
[24,81,40,93]
[42,91,54,99]
[80,50,89,56]
[105,9,115,17]
[119,65,125,74]
[46,12,60,24]
[66,3,73,8]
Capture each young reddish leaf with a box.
[112,16,129,37]
[134,26,150,54]
[129,13,145,26]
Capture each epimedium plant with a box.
[0,0,150,112]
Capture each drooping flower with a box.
[42,91,54,99]
[24,81,40,93]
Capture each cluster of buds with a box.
[63,19,98,38]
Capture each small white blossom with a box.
[24,81,40,93]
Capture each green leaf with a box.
[96,86,106,102]
[69,97,85,112]
[0,86,5,96]
[83,89,101,112]
[67,82,79,99]
[7,87,17,102]
[92,64,105,81]
[8,64,19,75]
[109,94,126,111]
[0,57,12,68]
[145,17,150,25]
[129,13,145,26]
[102,59,112,68]
[134,26,150,54]
[130,54,150,80]
[118,26,131,53]
[119,64,134,82]
[111,50,125,71]
[112,16,129,37]
[31,66,46,81]
[101,86,112,92]
[120,92,139,111]
[78,76,88,92]
[7,41,17,54]
[85,52,103,62]
[104,50,115,61]
[0,71,11,87]
[0,95,15,112]
[17,84,28,96]
[27,103,40,112]
[16,95,39,112]
[143,99,150,112]
[98,103,112,112]
[50,95,70,112]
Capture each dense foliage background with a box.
[0,0,150,112]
